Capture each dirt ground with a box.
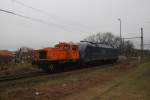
[0,58,150,100]
[0,63,39,77]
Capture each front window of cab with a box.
[39,50,47,59]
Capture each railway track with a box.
[0,71,47,82]
[0,63,116,82]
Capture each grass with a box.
[90,62,150,100]
[62,62,150,100]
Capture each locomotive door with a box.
[64,44,71,60]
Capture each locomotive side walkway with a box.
[0,59,150,100]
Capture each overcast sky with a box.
[0,0,150,50]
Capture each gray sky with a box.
[0,0,150,50]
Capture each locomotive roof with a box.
[79,41,116,49]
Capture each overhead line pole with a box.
[141,27,144,61]
[118,18,122,54]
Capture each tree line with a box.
[83,32,150,57]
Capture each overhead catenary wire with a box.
[0,8,85,33]
[12,0,91,33]
[122,37,141,40]
[0,9,14,14]
[0,9,63,29]
[144,44,150,45]
[13,0,56,17]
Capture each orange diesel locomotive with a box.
[33,42,79,71]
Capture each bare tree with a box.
[15,47,34,63]
[83,32,120,48]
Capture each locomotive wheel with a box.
[41,63,55,73]
[48,64,54,71]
